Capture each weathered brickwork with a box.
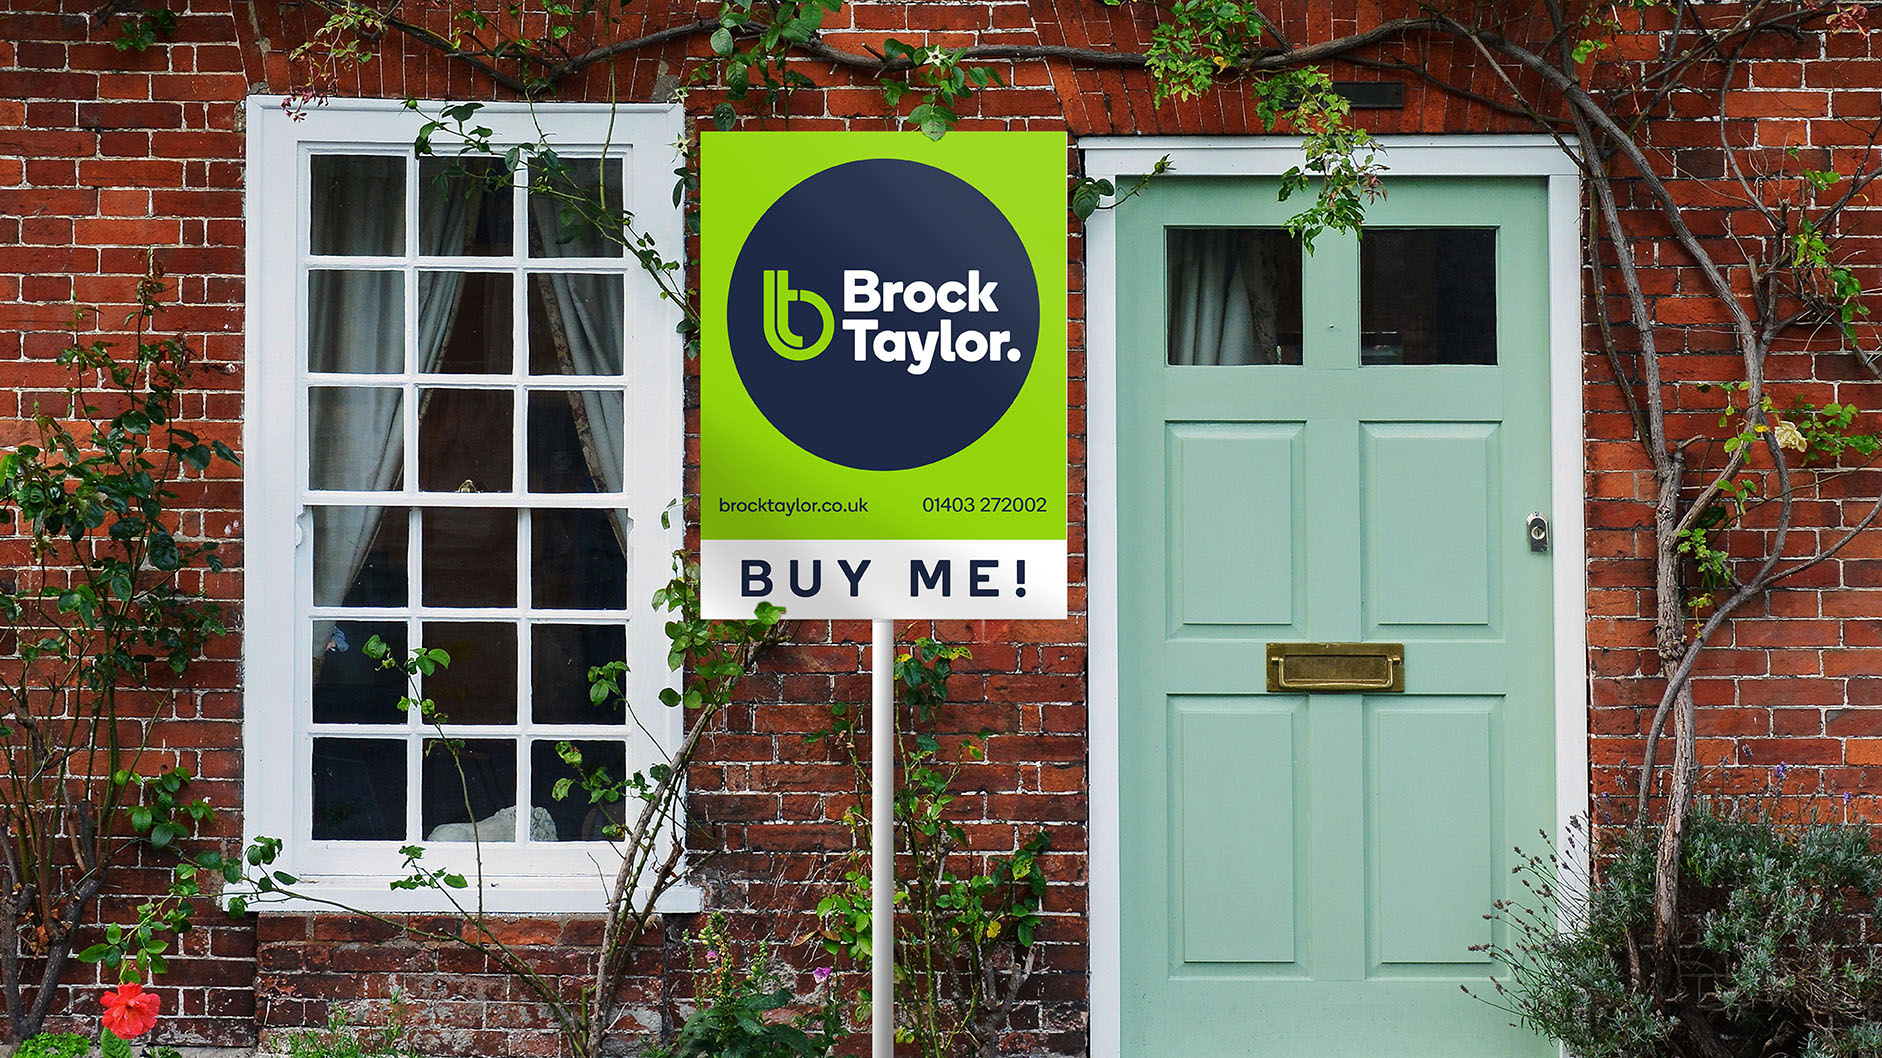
[3,0,1881,1054]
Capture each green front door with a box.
[1117,176,1557,1057]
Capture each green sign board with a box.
[701,131,1067,618]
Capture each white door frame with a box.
[1079,136,1587,1058]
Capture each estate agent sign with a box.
[701,131,1068,619]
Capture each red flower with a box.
[101,982,161,1039]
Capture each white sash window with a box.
[243,99,685,911]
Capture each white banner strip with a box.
[701,539,1068,619]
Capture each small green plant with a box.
[277,995,422,1058]
[648,913,845,1058]
[1677,380,1882,612]
[1130,1,1388,249]
[1136,0,1280,102]
[812,637,1050,1058]
[109,7,177,52]
[705,0,844,124]
[16,1026,179,1058]
[876,41,1003,141]
[16,1034,91,1058]
[1070,156,1173,222]
[1482,778,1882,1058]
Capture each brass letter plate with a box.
[1266,642,1405,693]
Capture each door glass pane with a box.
[528,391,623,493]
[528,275,624,375]
[1360,229,1498,365]
[1166,229,1302,366]
[309,388,403,491]
[309,270,403,373]
[420,272,513,374]
[313,507,407,607]
[420,157,513,257]
[532,508,627,610]
[311,155,405,257]
[528,158,625,258]
[421,508,517,607]
[418,388,513,493]
[313,619,407,724]
[422,739,519,840]
[423,622,517,724]
[313,738,406,840]
[531,740,626,841]
[531,624,627,725]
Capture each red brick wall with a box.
[1571,9,1882,816]
[3,0,1881,1053]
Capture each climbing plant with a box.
[810,639,1049,1058]
[0,268,231,1042]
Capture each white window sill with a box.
[237,876,703,916]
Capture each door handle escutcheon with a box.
[1527,512,1550,553]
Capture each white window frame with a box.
[242,97,690,913]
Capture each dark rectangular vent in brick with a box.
[1333,81,1405,109]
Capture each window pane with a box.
[313,619,407,724]
[528,158,624,258]
[531,624,627,725]
[1360,228,1498,365]
[422,739,520,840]
[311,155,404,257]
[420,272,512,374]
[418,388,513,493]
[528,391,623,494]
[422,622,517,725]
[309,388,403,491]
[313,738,406,840]
[421,508,517,607]
[309,270,403,373]
[420,157,513,257]
[531,740,626,841]
[313,506,407,608]
[532,508,627,610]
[528,274,624,375]
[1167,229,1302,365]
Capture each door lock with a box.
[1526,512,1550,553]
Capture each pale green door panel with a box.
[1118,176,1556,1057]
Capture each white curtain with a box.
[312,165,478,656]
[1167,230,1290,366]
[528,192,629,545]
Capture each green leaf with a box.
[709,26,734,55]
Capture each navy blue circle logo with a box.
[728,159,1039,472]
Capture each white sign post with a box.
[871,617,894,1058]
